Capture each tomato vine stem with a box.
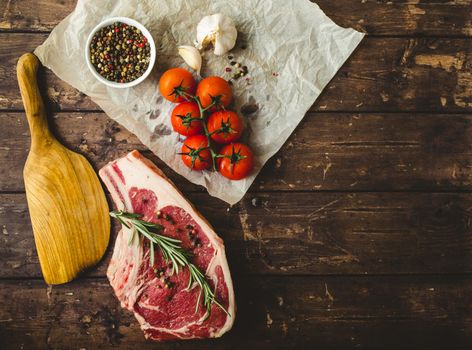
[178,90,221,171]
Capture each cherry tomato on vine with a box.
[207,110,244,144]
[171,102,203,136]
[159,68,196,103]
[180,135,211,171]
[217,143,254,180]
[196,76,233,109]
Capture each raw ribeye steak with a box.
[99,150,235,340]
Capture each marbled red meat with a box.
[99,150,235,340]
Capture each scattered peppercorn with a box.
[193,238,202,248]
[187,230,202,248]
[89,22,151,83]
[164,214,172,222]
[224,54,250,82]
[154,268,165,277]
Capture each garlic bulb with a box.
[178,45,202,75]
[196,13,237,56]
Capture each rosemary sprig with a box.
[110,210,229,317]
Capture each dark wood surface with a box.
[1,1,471,349]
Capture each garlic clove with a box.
[178,45,202,76]
[197,13,237,56]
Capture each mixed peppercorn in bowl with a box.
[85,17,156,88]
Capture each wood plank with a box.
[1,34,472,112]
[1,0,471,37]
[0,34,92,110]
[1,192,472,277]
[318,0,472,37]
[0,276,470,349]
[2,111,472,193]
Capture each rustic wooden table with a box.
[1,1,472,349]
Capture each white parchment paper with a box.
[35,0,364,205]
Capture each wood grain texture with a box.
[0,276,471,350]
[2,111,471,192]
[17,54,110,284]
[1,2,472,349]
[1,0,471,37]
[2,192,471,277]
[1,35,472,112]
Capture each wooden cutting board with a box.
[17,53,110,284]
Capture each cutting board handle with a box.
[17,53,53,149]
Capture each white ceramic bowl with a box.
[85,17,156,89]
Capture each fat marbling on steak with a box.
[99,150,235,340]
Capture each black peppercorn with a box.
[89,22,151,83]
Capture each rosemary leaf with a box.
[150,241,155,266]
